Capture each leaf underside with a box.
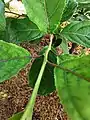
[28,51,57,95]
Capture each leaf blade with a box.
[8,112,23,120]
[61,21,90,47]
[61,0,77,22]
[28,51,56,95]
[0,18,43,43]
[22,0,66,33]
[0,40,31,82]
[54,54,90,120]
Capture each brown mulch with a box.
[0,68,67,120]
[0,41,68,120]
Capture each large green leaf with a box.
[0,0,6,31]
[0,18,43,43]
[54,54,90,120]
[0,40,31,82]
[61,21,90,47]
[22,0,66,33]
[8,112,23,120]
[28,51,56,95]
[61,0,77,22]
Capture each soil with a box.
[0,41,68,120]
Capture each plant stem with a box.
[20,34,54,120]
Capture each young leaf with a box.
[61,21,90,47]
[22,0,66,33]
[8,112,23,120]
[0,0,6,31]
[0,18,43,43]
[54,54,90,120]
[0,40,31,83]
[61,0,78,22]
[28,51,56,95]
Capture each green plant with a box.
[0,0,90,120]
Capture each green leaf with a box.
[28,51,56,95]
[9,18,43,43]
[61,21,90,47]
[0,0,6,31]
[60,38,69,54]
[0,40,31,83]
[78,1,90,9]
[0,17,43,44]
[22,0,66,33]
[8,112,23,120]
[54,54,90,120]
[61,0,77,22]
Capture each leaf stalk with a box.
[20,34,54,120]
